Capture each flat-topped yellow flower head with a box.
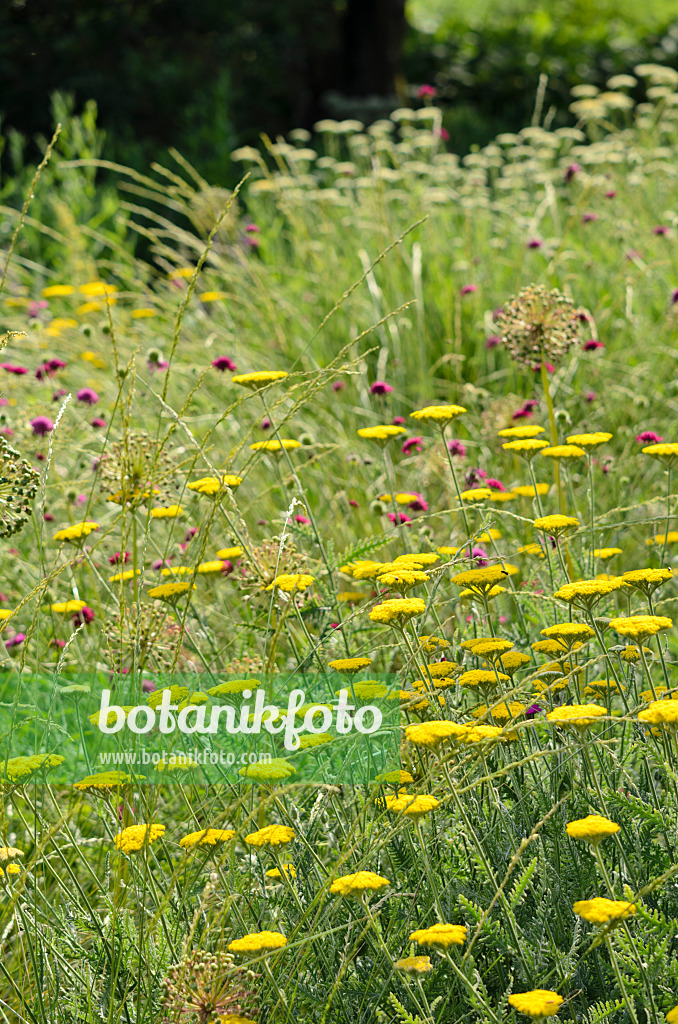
[508,990,564,1019]
[369,598,426,624]
[357,425,406,442]
[539,444,585,459]
[409,923,467,948]
[179,829,235,849]
[405,721,468,748]
[250,440,301,452]
[498,425,546,438]
[620,568,673,596]
[566,814,620,844]
[566,432,612,447]
[330,871,390,896]
[533,515,579,536]
[502,439,549,458]
[609,614,672,640]
[410,404,466,424]
[573,897,635,925]
[547,704,606,731]
[265,573,315,593]
[554,577,625,608]
[232,370,288,388]
[113,824,165,853]
[450,564,509,596]
[228,930,288,953]
[53,521,100,542]
[245,824,295,847]
[638,700,678,729]
[328,656,372,673]
[147,581,195,600]
[642,442,678,465]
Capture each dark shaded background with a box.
[2,0,678,182]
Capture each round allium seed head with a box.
[0,437,40,538]
[494,283,586,368]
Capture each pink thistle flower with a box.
[417,84,436,99]
[28,300,48,318]
[671,289,678,304]
[460,284,477,295]
[109,552,131,565]
[532,362,554,373]
[392,416,406,425]
[5,633,26,649]
[605,190,616,198]
[259,417,272,430]
[581,212,598,223]
[654,225,670,236]
[294,514,311,525]
[636,431,663,444]
[245,223,260,233]
[77,388,99,405]
[43,512,54,521]
[0,428,13,438]
[1,363,28,375]
[332,380,345,392]
[30,416,54,436]
[564,163,581,182]
[436,127,450,141]
[76,494,87,506]
[349,499,360,508]
[370,381,393,395]
[407,494,428,512]
[91,417,106,428]
[402,436,423,455]
[52,388,68,401]
[485,335,501,348]
[585,391,596,402]
[446,439,466,458]
[484,478,505,491]
[73,606,95,625]
[212,356,236,371]
[526,237,543,248]
[387,511,411,526]
[583,339,604,351]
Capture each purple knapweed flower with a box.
[402,436,423,455]
[564,163,581,182]
[447,439,466,458]
[654,225,670,236]
[581,212,598,223]
[460,284,477,295]
[1,363,28,375]
[392,416,406,426]
[636,431,664,444]
[485,478,505,491]
[91,417,106,428]
[605,190,616,199]
[370,381,393,395]
[526,238,543,249]
[5,633,26,649]
[30,416,54,436]
[585,391,597,402]
[583,339,604,351]
[485,335,501,349]
[417,84,436,99]
[77,388,99,406]
[212,356,236,371]
[28,300,48,319]
[332,381,345,392]
[387,511,412,526]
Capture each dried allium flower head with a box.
[104,602,181,673]
[96,431,177,505]
[161,949,257,1024]
[0,437,39,538]
[495,284,585,367]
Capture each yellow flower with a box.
[51,599,87,614]
[410,404,466,423]
[459,585,506,600]
[0,865,21,878]
[533,514,579,536]
[458,669,510,690]
[53,521,100,542]
[422,662,458,677]
[513,483,550,497]
[622,646,653,664]
[155,755,197,772]
[666,1008,678,1024]
[377,569,429,590]
[239,759,295,782]
[646,531,678,546]
[419,635,449,652]
[77,301,103,314]
[450,564,508,596]
[620,568,673,596]
[638,700,678,728]
[80,281,118,298]
[463,724,506,744]
[151,505,183,518]
[1,754,64,780]
[375,770,414,785]
[146,686,190,708]
[405,721,468,748]
[394,955,433,975]
[161,566,193,576]
[460,488,493,501]
[461,637,514,659]
[74,770,132,790]
[572,897,636,924]
[594,547,622,559]
[337,590,366,603]
[42,284,75,297]
[546,704,607,730]
[113,824,165,853]
[508,990,564,1018]
[502,439,549,457]
[330,871,390,896]
[207,679,261,695]
[216,546,244,559]
[232,370,288,388]
[250,439,301,452]
[369,598,426,624]
[378,492,421,504]
[566,814,620,844]
[187,475,242,495]
[539,445,585,459]
[395,552,440,565]
[490,490,517,503]
[642,442,678,465]
[199,290,225,302]
[382,793,439,818]
[131,307,156,318]
[147,581,195,599]
[266,573,315,592]
[179,829,235,848]
[471,702,525,723]
[499,651,531,673]
[357,425,406,442]
[245,825,295,848]
[0,847,23,862]
[409,923,466,948]
[266,864,296,880]
[540,623,594,647]
[608,614,672,640]
[197,560,229,574]
[338,681,388,699]
[518,543,545,558]
[0,609,14,621]
[328,656,372,673]
[228,931,287,953]
[566,432,612,447]
[584,679,623,697]
[554,577,625,608]
[498,425,546,438]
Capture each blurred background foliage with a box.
[2,0,678,183]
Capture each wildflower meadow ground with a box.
[2,63,678,1024]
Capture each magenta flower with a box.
[526,237,543,249]
[73,606,95,625]
[1,363,28,375]
[53,388,68,401]
[370,381,393,395]
[485,335,501,349]
[91,417,106,428]
[485,478,505,491]
[654,225,670,236]
[460,284,477,295]
[259,417,272,430]
[245,223,260,233]
[406,493,428,512]
[392,416,406,426]
[30,416,54,436]
[437,127,450,141]
[402,436,423,455]
[585,391,597,402]
[583,339,604,351]
[387,511,411,526]
[28,300,48,319]
[446,439,466,458]
[294,514,311,525]
[77,388,99,405]
[109,551,131,565]
[332,381,345,392]
[147,357,169,374]
[671,289,678,304]
[35,358,67,380]
[636,431,664,444]
[349,499,360,508]
[564,163,581,182]
[212,356,236,371]
[525,703,542,718]
[605,190,616,199]
[417,84,436,99]
[581,212,598,223]
[532,362,555,373]
[5,633,26,649]
[43,512,54,521]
